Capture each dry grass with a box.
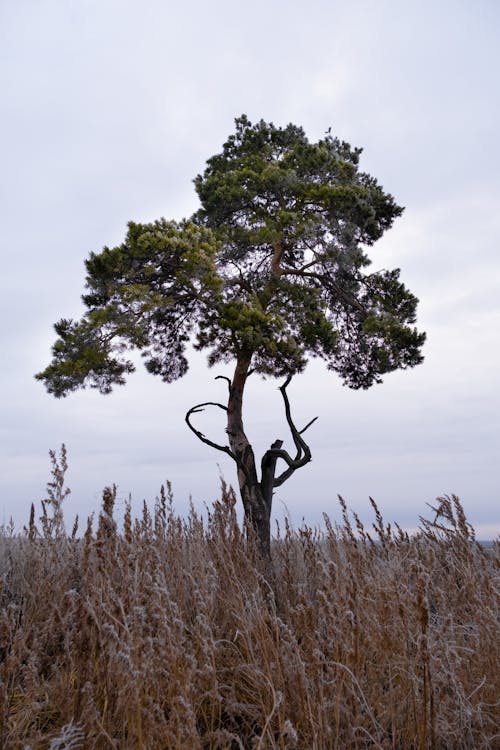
[0,447,498,749]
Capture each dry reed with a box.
[0,447,498,749]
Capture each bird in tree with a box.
[36,115,425,562]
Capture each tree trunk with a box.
[186,357,315,572]
[226,352,273,562]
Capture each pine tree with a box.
[37,116,425,562]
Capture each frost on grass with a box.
[1,450,499,749]
[23,721,84,749]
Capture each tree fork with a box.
[186,361,317,565]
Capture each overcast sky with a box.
[1,0,499,538]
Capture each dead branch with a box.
[260,376,318,488]
[185,401,238,462]
[215,375,232,394]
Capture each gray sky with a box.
[1,0,499,537]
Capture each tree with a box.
[36,116,425,562]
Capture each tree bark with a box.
[226,352,273,561]
[186,359,317,571]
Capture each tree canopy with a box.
[37,115,425,562]
[38,116,424,396]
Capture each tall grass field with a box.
[1,449,498,749]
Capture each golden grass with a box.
[0,448,498,749]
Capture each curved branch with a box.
[278,376,317,463]
[260,376,318,489]
[273,465,298,488]
[185,401,240,463]
[215,375,232,394]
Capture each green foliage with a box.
[37,116,425,395]
[37,220,220,395]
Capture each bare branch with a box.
[215,375,232,394]
[296,257,322,273]
[185,401,239,463]
[278,376,317,461]
[258,376,318,489]
[299,416,319,434]
[260,439,283,512]
[265,446,302,469]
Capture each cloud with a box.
[0,0,498,537]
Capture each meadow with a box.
[0,449,498,749]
